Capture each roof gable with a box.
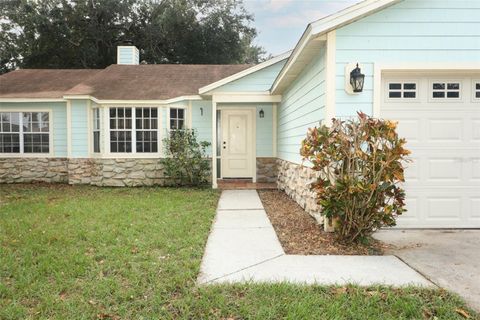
[271,0,402,94]
[198,51,291,94]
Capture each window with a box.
[432,82,461,99]
[170,108,185,130]
[136,107,158,153]
[108,107,159,153]
[0,112,20,153]
[0,111,50,154]
[474,82,480,100]
[388,82,417,99]
[92,108,101,153]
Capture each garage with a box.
[381,74,480,228]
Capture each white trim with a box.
[211,101,217,188]
[272,103,277,158]
[0,98,65,103]
[212,92,282,103]
[0,109,54,157]
[187,100,192,128]
[62,95,203,105]
[324,31,336,126]
[198,51,292,95]
[373,62,480,117]
[271,0,401,94]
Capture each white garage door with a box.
[381,74,480,228]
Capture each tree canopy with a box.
[0,0,266,74]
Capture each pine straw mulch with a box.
[257,190,387,256]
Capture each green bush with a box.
[161,129,211,186]
[300,112,410,243]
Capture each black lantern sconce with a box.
[259,109,265,118]
[350,63,365,93]
[200,107,203,116]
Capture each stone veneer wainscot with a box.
[276,159,323,223]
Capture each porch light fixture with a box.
[200,107,203,116]
[259,109,264,118]
[350,63,365,93]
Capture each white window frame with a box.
[0,109,54,157]
[473,80,480,102]
[429,80,463,102]
[167,106,188,131]
[385,81,419,102]
[104,106,161,157]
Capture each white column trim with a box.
[272,103,277,158]
[211,101,218,188]
[324,30,336,126]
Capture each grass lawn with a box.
[0,185,477,319]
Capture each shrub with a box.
[161,129,211,186]
[300,112,410,243]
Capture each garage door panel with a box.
[427,158,462,181]
[428,119,462,141]
[382,75,479,228]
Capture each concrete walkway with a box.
[198,190,432,287]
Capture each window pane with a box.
[447,91,460,98]
[389,92,402,98]
[151,108,158,118]
[118,108,124,117]
[178,120,184,129]
[170,108,177,118]
[0,133,20,153]
[94,132,100,153]
[125,108,132,118]
[476,83,480,90]
[110,119,116,129]
[476,92,480,99]
[389,83,401,90]
[170,119,176,129]
[151,119,157,129]
[178,109,184,118]
[404,83,416,90]
[403,92,416,98]
[447,83,460,90]
[433,83,445,90]
[433,91,445,98]
[110,108,116,117]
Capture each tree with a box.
[0,0,266,73]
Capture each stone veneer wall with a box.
[0,158,167,186]
[256,157,277,183]
[276,159,323,223]
[0,158,68,183]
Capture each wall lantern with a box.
[200,107,203,116]
[350,63,365,93]
[259,109,264,118]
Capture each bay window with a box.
[108,107,158,153]
[0,111,50,154]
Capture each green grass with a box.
[0,185,477,319]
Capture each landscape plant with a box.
[161,129,211,186]
[301,112,411,243]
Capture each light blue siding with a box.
[0,102,67,157]
[256,104,273,157]
[212,60,287,92]
[277,47,327,164]
[70,100,89,157]
[335,0,480,117]
[190,100,213,155]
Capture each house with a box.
[1,0,479,229]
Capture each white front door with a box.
[381,74,480,228]
[221,109,254,178]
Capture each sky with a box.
[244,0,359,56]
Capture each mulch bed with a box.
[257,190,386,255]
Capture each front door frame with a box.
[217,106,256,181]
